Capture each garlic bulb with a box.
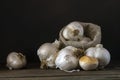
[55,46,82,72]
[85,44,111,68]
[37,40,60,69]
[79,56,98,70]
[6,52,27,70]
[62,21,84,41]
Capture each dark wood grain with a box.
[0,64,120,80]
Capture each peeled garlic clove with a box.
[6,52,27,70]
[55,46,81,72]
[86,44,111,68]
[62,21,84,41]
[37,40,59,69]
[79,56,98,70]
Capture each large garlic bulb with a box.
[85,44,111,68]
[62,21,84,41]
[55,46,82,72]
[37,40,60,69]
[6,52,27,70]
[79,56,98,70]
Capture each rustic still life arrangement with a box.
[6,21,111,72]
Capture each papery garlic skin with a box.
[63,21,84,41]
[37,40,60,69]
[85,44,111,67]
[6,52,27,70]
[55,46,80,72]
[79,56,98,70]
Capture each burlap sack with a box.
[59,22,101,49]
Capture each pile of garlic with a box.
[37,21,111,72]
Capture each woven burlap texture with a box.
[59,22,101,49]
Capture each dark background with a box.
[1,0,120,65]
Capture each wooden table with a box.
[0,63,120,80]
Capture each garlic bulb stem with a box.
[52,39,61,49]
[96,44,103,48]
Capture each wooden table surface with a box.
[0,63,120,80]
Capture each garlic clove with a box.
[62,21,84,41]
[79,56,99,70]
[6,52,27,70]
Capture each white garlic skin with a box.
[55,46,79,72]
[85,44,111,67]
[37,40,59,69]
[63,21,84,41]
[6,52,27,70]
[79,56,99,70]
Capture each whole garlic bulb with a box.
[37,40,60,69]
[62,21,84,41]
[6,52,27,70]
[85,44,111,68]
[79,56,98,70]
[55,46,82,72]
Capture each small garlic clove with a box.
[6,52,27,70]
[79,56,99,70]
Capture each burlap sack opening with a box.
[59,22,101,49]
